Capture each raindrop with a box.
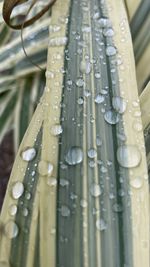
[50,124,63,136]
[21,147,36,162]
[96,219,107,231]
[47,177,57,187]
[25,192,31,200]
[80,199,88,208]
[104,110,119,124]
[87,148,97,158]
[112,96,127,114]
[106,46,117,56]
[96,136,102,146]
[9,205,17,216]
[38,161,53,176]
[98,18,111,28]
[95,94,105,104]
[130,177,143,189]
[117,145,141,168]
[77,97,84,105]
[112,203,123,212]
[61,206,70,217]
[103,28,114,37]
[95,72,101,79]
[60,179,69,187]
[22,208,29,217]
[12,182,24,200]
[76,78,85,87]
[65,147,83,165]
[90,184,102,197]
[80,61,91,74]
[5,221,19,239]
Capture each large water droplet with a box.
[50,124,63,136]
[80,61,91,74]
[61,206,70,217]
[12,182,24,199]
[130,177,143,189]
[106,46,117,56]
[65,147,83,165]
[95,94,105,104]
[38,161,53,176]
[117,145,141,168]
[5,221,19,239]
[112,96,127,114]
[21,147,36,162]
[90,184,102,197]
[96,219,107,231]
[87,148,97,159]
[9,205,17,216]
[104,110,119,124]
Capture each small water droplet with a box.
[87,148,97,158]
[96,219,107,231]
[22,208,29,217]
[95,72,101,79]
[106,46,117,56]
[90,184,102,197]
[117,145,141,168]
[77,97,84,105]
[112,96,127,114]
[130,177,143,189]
[12,182,24,200]
[50,124,63,136]
[65,147,83,165]
[80,60,91,74]
[103,28,114,37]
[61,206,70,217]
[80,199,88,208]
[5,221,19,239]
[9,205,17,216]
[95,94,105,104]
[38,161,53,176]
[21,147,36,162]
[104,110,119,124]
[76,78,85,87]
[96,136,102,146]
[112,203,123,212]
[47,177,57,187]
[60,179,69,187]
[25,192,31,200]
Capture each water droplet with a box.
[65,147,83,165]
[106,46,117,56]
[38,161,53,176]
[130,177,143,189]
[76,78,85,87]
[96,136,102,146]
[50,124,63,136]
[104,110,119,124]
[112,96,127,114]
[103,28,114,37]
[87,148,97,158]
[96,219,107,231]
[9,205,17,216]
[117,145,141,168]
[47,177,57,187]
[12,182,24,199]
[25,192,31,200]
[5,221,19,239]
[98,18,111,28]
[60,179,69,187]
[95,94,105,104]
[77,97,84,105]
[90,184,102,197]
[112,203,123,212]
[95,72,101,79]
[132,121,143,132]
[21,147,36,162]
[49,37,68,46]
[61,206,70,217]
[22,208,29,217]
[80,61,91,74]
[80,199,88,208]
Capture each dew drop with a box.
[87,148,97,158]
[106,46,117,56]
[94,94,105,104]
[77,97,84,105]
[12,182,24,200]
[65,147,83,165]
[47,177,57,187]
[104,110,119,124]
[60,179,69,187]
[49,37,68,46]
[117,145,141,168]
[21,147,36,162]
[22,208,29,217]
[96,136,102,146]
[50,124,63,136]
[96,219,107,231]
[130,177,143,189]
[80,199,88,208]
[90,184,102,197]
[5,221,19,239]
[103,28,114,37]
[112,96,127,114]
[80,61,91,74]
[9,205,17,216]
[38,161,53,176]
[76,78,85,87]
[61,206,70,217]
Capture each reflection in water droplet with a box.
[117,145,141,168]
[38,161,53,176]
[87,148,97,159]
[60,179,69,187]
[112,96,127,114]
[47,177,57,187]
[104,110,119,124]
[5,221,19,239]
[96,219,107,231]
[130,177,143,189]
[50,124,63,136]
[9,205,17,216]
[112,203,123,212]
[65,147,83,165]
[106,46,117,56]
[21,147,36,162]
[90,184,102,197]
[12,182,24,200]
[95,94,105,104]
[61,206,70,217]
